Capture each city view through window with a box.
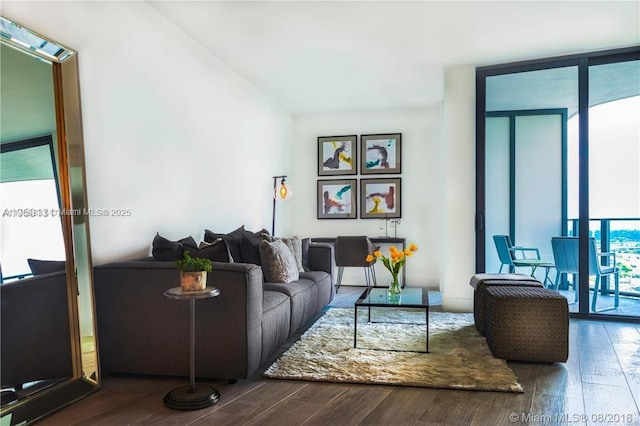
[568,95,640,296]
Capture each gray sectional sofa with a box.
[1,271,73,389]
[93,242,334,381]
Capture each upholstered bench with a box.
[470,273,542,336]
[484,286,569,363]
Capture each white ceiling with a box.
[148,1,640,114]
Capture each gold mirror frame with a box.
[0,17,99,425]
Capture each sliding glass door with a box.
[477,47,640,321]
[586,59,640,315]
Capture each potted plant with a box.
[176,251,212,292]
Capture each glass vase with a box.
[388,274,401,302]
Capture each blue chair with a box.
[551,237,619,312]
[493,235,541,273]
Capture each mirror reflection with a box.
[0,16,98,422]
[0,42,72,406]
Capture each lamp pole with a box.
[271,175,287,236]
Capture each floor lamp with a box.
[271,175,291,236]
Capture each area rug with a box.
[264,308,523,393]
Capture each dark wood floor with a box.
[40,286,640,426]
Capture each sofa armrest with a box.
[94,259,265,380]
[308,243,334,277]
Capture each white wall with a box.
[441,65,476,311]
[290,107,444,289]
[4,3,479,311]
[3,1,292,264]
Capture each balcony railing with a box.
[568,218,640,298]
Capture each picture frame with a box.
[317,179,357,219]
[318,135,357,176]
[360,133,401,174]
[360,178,401,219]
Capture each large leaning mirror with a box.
[0,16,99,425]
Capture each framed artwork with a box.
[318,135,357,176]
[360,133,401,174]
[317,179,357,219]
[360,178,401,219]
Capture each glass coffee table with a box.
[354,287,430,353]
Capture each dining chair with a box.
[551,237,619,312]
[493,235,541,273]
[334,236,378,293]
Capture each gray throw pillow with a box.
[151,233,198,260]
[259,240,299,283]
[301,238,311,271]
[241,231,271,265]
[27,259,66,275]
[281,236,304,273]
[203,226,245,262]
[197,238,230,263]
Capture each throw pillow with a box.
[204,226,273,264]
[197,238,230,262]
[281,236,305,273]
[242,232,270,265]
[204,226,245,262]
[259,230,274,242]
[152,233,199,261]
[301,238,311,271]
[259,240,299,283]
[177,236,199,256]
[27,259,66,275]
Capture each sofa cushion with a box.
[299,271,329,285]
[261,291,291,363]
[151,233,198,260]
[300,271,334,314]
[27,259,66,275]
[265,279,317,334]
[259,240,299,283]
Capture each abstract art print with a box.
[318,135,357,176]
[360,133,401,174]
[360,178,401,219]
[317,179,357,219]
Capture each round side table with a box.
[163,286,220,410]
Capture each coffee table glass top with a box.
[356,287,429,308]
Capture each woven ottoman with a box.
[470,274,542,336]
[485,286,569,363]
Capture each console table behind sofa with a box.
[311,237,407,287]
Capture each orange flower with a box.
[364,242,418,279]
